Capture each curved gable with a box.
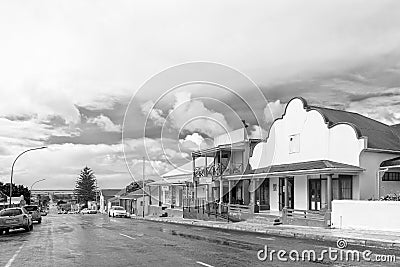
[250,97,366,169]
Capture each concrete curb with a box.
[130,216,400,251]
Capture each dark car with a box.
[24,205,42,223]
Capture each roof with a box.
[252,160,363,176]
[100,189,120,197]
[107,196,119,203]
[294,97,400,151]
[115,188,126,196]
[380,156,400,168]
[148,176,190,186]
[119,189,148,200]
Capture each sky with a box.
[1,0,400,189]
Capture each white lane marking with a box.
[119,233,136,240]
[5,242,25,267]
[256,237,275,241]
[196,261,214,267]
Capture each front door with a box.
[309,179,321,210]
[279,177,294,210]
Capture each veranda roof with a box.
[226,160,363,180]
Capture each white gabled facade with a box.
[250,98,366,169]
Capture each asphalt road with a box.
[0,209,399,267]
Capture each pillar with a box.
[218,179,224,213]
[205,156,207,177]
[205,183,209,202]
[284,177,289,208]
[327,174,332,211]
[194,181,197,202]
[192,156,196,180]
[158,186,162,206]
[228,180,232,205]
[249,179,256,213]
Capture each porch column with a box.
[158,186,162,206]
[192,156,196,181]
[284,177,289,208]
[194,181,197,202]
[249,179,256,213]
[205,156,207,177]
[327,174,333,211]
[205,184,209,202]
[228,180,232,205]
[219,178,223,213]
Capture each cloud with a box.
[179,132,214,151]
[169,92,231,137]
[264,100,286,123]
[248,125,268,140]
[87,114,121,132]
[141,100,166,126]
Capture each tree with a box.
[0,182,31,204]
[74,167,97,205]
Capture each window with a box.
[0,208,22,217]
[332,175,352,200]
[289,134,300,153]
[382,172,400,181]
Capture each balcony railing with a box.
[193,163,243,178]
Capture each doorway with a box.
[308,179,321,210]
[279,177,294,210]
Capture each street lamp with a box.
[30,178,46,191]
[9,146,47,206]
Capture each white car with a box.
[80,208,97,214]
[108,206,129,218]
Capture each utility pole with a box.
[142,156,145,217]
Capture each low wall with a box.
[331,200,400,231]
[148,205,183,218]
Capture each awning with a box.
[225,160,363,180]
[380,157,400,169]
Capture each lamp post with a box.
[30,178,46,191]
[142,157,145,217]
[9,146,47,206]
[30,178,46,206]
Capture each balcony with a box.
[193,162,243,178]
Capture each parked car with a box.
[40,207,48,216]
[80,208,97,214]
[24,205,42,223]
[0,207,33,234]
[108,206,129,218]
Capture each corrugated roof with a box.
[380,156,400,167]
[254,160,363,174]
[295,97,400,151]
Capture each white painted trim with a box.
[363,148,400,154]
[225,167,363,180]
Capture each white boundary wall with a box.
[332,200,400,231]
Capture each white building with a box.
[248,97,400,225]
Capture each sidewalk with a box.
[131,215,400,250]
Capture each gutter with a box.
[363,148,400,154]
[224,167,364,180]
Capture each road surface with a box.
[0,209,398,266]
